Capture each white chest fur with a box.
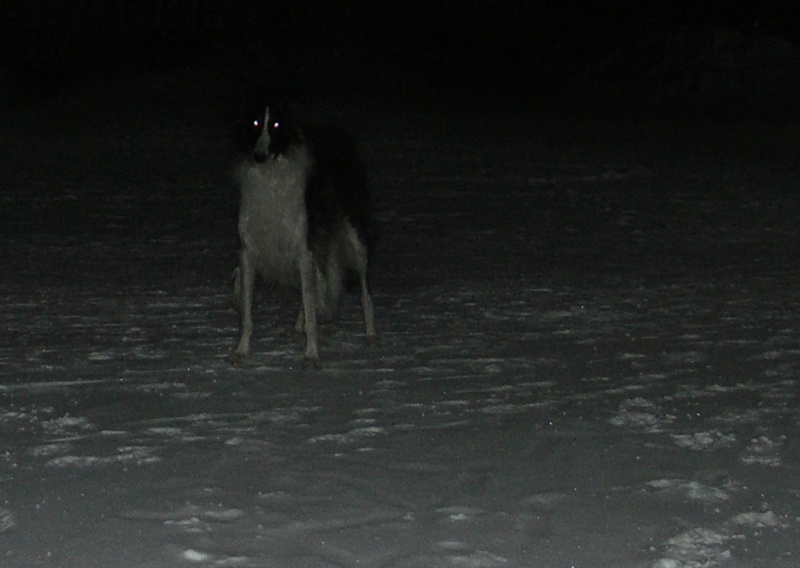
[235,149,312,287]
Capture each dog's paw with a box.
[365,333,379,347]
[228,351,247,367]
[301,355,322,370]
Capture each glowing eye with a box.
[271,121,280,129]
[252,119,261,129]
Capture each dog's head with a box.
[252,104,300,163]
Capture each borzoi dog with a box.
[229,104,376,368]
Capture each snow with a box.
[1,67,799,567]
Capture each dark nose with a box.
[253,151,267,163]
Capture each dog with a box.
[229,104,376,368]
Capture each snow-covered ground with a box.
[1,68,799,567]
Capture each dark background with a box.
[2,1,800,116]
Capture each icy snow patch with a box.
[610,397,674,432]
[0,506,14,533]
[671,430,736,451]
[646,479,731,503]
[739,435,785,466]
[46,445,160,467]
[653,527,733,568]
[42,414,94,435]
[308,426,387,444]
[729,510,790,529]
[654,505,791,567]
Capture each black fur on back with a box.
[302,125,373,258]
[267,105,373,260]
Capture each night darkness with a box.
[3,1,800,113]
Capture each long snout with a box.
[253,131,271,164]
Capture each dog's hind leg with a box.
[229,254,255,366]
[347,225,377,344]
[298,249,321,368]
[293,308,305,337]
[359,263,377,344]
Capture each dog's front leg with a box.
[229,253,255,366]
[298,249,321,368]
[230,266,242,312]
